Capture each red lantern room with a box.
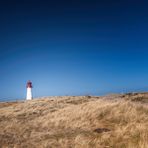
[26,80,33,88]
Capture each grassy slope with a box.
[0,94,148,148]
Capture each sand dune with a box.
[0,94,148,148]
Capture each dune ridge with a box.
[0,94,148,148]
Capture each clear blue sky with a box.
[1,0,148,101]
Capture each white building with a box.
[26,80,33,100]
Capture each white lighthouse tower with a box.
[26,80,33,100]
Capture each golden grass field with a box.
[0,93,148,148]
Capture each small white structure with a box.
[26,80,33,100]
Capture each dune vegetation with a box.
[0,93,148,148]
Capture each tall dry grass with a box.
[0,95,148,148]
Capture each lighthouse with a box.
[26,80,33,100]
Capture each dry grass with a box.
[0,94,148,148]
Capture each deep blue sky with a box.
[1,0,148,100]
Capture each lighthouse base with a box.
[26,88,32,100]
